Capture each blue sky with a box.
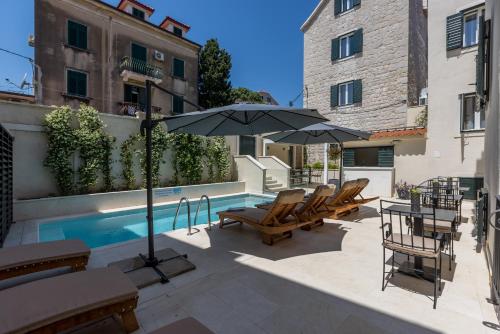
[0,0,318,106]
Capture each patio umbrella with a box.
[264,122,371,186]
[137,80,328,278]
[165,103,329,136]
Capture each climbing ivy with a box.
[205,137,231,182]
[120,134,140,190]
[43,106,78,195]
[75,105,115,193]
[170,133,205,185]
[139,124,170,188]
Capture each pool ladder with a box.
[172,195,211,235]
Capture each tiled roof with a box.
[117,0,154,14]
[370,127,427,139]
[160,16,191,31]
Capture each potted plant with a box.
[395,181,411,200]
[410,187,421,212]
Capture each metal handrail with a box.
[194,195,212,230]
[172,197,192,235]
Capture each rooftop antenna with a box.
[5,73,32,91]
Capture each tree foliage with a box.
[230,87,263,104]
[198,39,232,109]
[206,137,231,182]
[170,133,205,185]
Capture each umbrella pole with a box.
[145,80,157,266]
[323,143,328,185]
[339,143,344,188]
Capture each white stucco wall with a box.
[344,167,394,197]
[426,0,485,178]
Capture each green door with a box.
[131,43,147,62]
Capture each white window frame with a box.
[463,10,479,47]
[338,81,354,106]
[461,93,484,131]
[341,0,353,12]
[339,33,353,59]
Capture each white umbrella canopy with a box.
[164,103,328,136]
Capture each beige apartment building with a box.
[34,0,200,116]
[425,0,486,198]
[301,0,428,195]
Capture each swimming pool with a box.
[39,194,273,248]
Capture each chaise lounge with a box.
[0,239,90,281]
[323,178,379,218]
[0,267,139,334]
[218,189,307,245]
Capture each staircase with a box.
[265,176,288,193]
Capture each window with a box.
[239,136,256,158]
[461,94,485,131]
[131,43,147,62]
[339,34,353,58]
[67,20,87,49]
[173,26,183,37]
[331,29,362,61]
[341,0,353,12]
[66,69,87,97]
[463,11,478,47]
[132,7,145,20]
[338,82,353,106]
[124,84,146,107]
[173,95,184,114]
[343,147,394,167]
[173,58,185,78]
[331,80,362,107]
[334,0,360,15]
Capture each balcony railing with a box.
[120,102,162,117]
[120,57,164,80]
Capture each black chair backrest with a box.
[380,200,438,253]
[417,177,460,210]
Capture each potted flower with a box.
[395,181,411,200]
[410,187,421,212]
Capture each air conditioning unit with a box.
[154,50,164,61]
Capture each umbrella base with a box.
[108,248,196,289]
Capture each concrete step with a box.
[266,187,288,193]
[266,183,283,189]
[266,179,278,185]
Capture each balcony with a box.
[119,102,162,117]
[119,57,164,84]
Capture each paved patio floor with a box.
[6,200,500,333]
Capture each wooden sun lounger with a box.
[150,317,214,334]
[323,179,378,218]
[0,267,139,334]
[218,189,307,245]
[0,239,90,281]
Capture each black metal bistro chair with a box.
[380,200,443,309]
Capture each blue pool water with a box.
[39,194,273,248]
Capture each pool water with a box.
[39,194,272,248]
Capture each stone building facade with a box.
[34,0,200,116]
[301,0,428,162]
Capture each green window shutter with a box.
[331,38,340,61]
[173,27,183,37]
[67,70,87,97]
[334,0,341,15]
[330,85,338,108]
[352,79,362,103]
[476,15,485,101]
[173,95,184,114]
[173,58,185,78]
[351,28,363,54]
[131,43,147,62]
[353,0,361,7]
[132,7,145,20]
[447,13,463,50]
[459,177,484,200]
[377,147,394,167]
[343,149,355,167]
[67,20,87,49]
